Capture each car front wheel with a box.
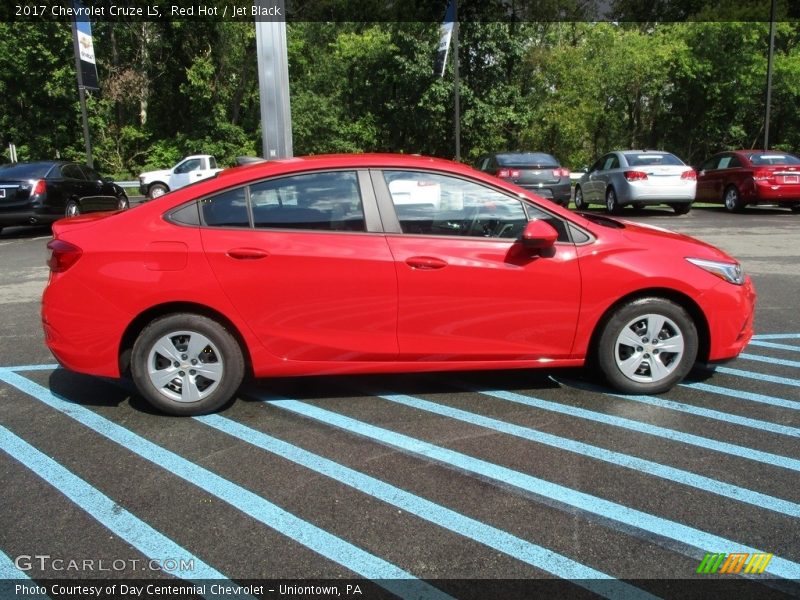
[672,203,691,215]
[148,183,168,199]
[65,200,80,218]
[117,193,130,211]
[596,298,698,394]
[131,314,245,416]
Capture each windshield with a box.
[623,153,683,167]
[0,162,54,179]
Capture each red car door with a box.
[378,170,581,360]
[199,171,399,362]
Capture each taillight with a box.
[33,179,46,195]
[753,169,775,182]
[681,169,697,180]
[496,169,520,178]
[624,170,648,182]
[553,167,571,178]
[47,239,82,273]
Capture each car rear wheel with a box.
[790,203,800,213]
[672,203,691,215]
[723,185,744,212]
[117,193,129,211]
[596,297,698,394]
[131,314,245,416]
[65,200,80,218]
[605,187,622,214]
[573,186,586,209]
[148,183,168,199]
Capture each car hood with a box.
[619,218,737,262]
[139,168,171,179]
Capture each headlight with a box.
[686,257,745,285]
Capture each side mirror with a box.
[521,219,557,249]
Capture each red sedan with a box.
[42,154,755,415]
[696,150,800,212]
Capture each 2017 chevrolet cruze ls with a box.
[42,155,755,415]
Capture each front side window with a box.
[383,171,529,239]
[250,171,365,232]
[175,159,202,174]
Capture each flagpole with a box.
[71,18,93,167]
[453,0,461,162]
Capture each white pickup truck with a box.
[138,154,223,198]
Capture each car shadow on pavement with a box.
[48,369,163,414]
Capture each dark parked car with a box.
[0,161,129,234]
[477,152,572,207]
[696,150,800,212]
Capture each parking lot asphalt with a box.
[0,206,799,600]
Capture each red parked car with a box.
[696,150,800,212]
[42,154,755,415]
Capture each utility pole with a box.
[764,0,777,150]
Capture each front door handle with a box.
[227,248,269,260]
[405,256,447,270]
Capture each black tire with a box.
[148,183,169,199]
[672,203,691,215]
[131,313,245,416]
[790,203,800,213]
[65,200,80,218]
[723,185,744,212]
[574,186,587,210]
[117,193,130,211]
[596,297,698,394]
[605,187,622,214]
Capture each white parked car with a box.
[138,155,223,199]
[574,150,696,215]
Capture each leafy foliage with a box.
[2,20,800,177]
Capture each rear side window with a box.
[250,171,365,232]
[60,164,86,180]
[201,188,249,227]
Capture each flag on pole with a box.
[434,0,456,77]
[71,1,99,90]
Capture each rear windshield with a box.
[496,153,559,168]
[0,162,54,179]
[747,153,800,166]
[623,153,683,167]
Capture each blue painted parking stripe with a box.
[8,364,60,372]
[0,369,452,600]
[604,393,800,439]
[752,334,800,340]
[681,382,800,411]
[715,366,800,388]
[740,353,800,369]
[749,340,800,352]
[375,393,800,518]
[264,397,800,581]
[0,425,225,581]
[197,414,655,600]
[0,549,31,579]
[482,388,800,473]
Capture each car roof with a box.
[214,153,481,184]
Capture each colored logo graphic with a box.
[697,552,773,574]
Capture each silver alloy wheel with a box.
[118,195,129,210]
[606,188,619,213]
[724,187,739,211]
[574,187,584,209]
[65,201,79,218]
[146,330,224,403]
[150,184,167,198]
[613,313,685,384]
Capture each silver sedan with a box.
[574,150,696,215]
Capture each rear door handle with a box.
[405,256,447,270]
[227,248,269,260]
